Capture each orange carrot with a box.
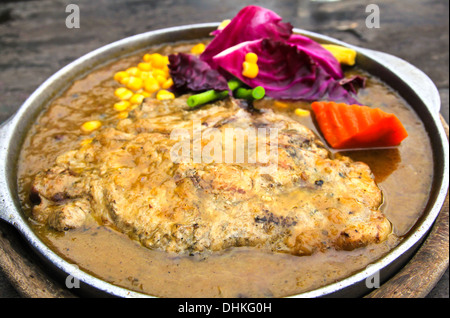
[311,101,408,149]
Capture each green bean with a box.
[186,78,244,108]
[234,86,265,100]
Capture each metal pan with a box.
[0,24,448,298]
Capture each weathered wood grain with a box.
[0,222,75,298]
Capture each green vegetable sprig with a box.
[186,78,265,108]
[234,86,265,100]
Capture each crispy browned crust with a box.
[30,97,391,256]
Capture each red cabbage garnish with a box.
[287,34,343,80]
[202,6,343,81]
[339,75,367,94]
[200,5,293,68]
[212,39,361,104]
[168,53,229,93]
[168,5,364,104]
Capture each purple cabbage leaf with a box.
[200,5,293,68]
[212,39,361,104]
[287,34,343,79]
[168,53,229,93]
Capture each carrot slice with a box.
[311,101,408,149]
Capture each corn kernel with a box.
[150,53,169,69]
[114,87,133,100]
[126,67,141,77]
[119,76,130,85]
[155,75,167,86]
[245,52,258,64]
[242,61,259,78]
[81,120,102,132]
[143,53,152,63]
[129,93,145,105]
[138,62,152,71]
[162,77,174,89]
[321,44,357,66]
[218,19,231,30]
[161,65,170,74]
[114,71,129,82]
[156,89,175,100]
[191,43,205,55]
[152,69,167,78]
[140,91,151,97]
[126,76,143,91]
[144,53,158,61]
[144,77,160,93]
[117,111,129,119]
[113,100,130,111]
[114,87,128,96]
[140,71,151,79]
[295,108,310,117]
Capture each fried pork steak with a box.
[30,97,391,255]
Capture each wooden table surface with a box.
[0,0,448,298]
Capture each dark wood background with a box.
[0,0,448,298]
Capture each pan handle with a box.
[0,117,16,224]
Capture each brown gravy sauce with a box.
[17,42,434,297]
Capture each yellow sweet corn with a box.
[242,61,259,78]
[119,76,130,85]
[191,43,205,55]
[139,90,151,98]
[114,71,129,82]
[129,93,145,105]
[114,87,133,100]
[81,120,102,132]
[155,75,167,86]
[152,68,167,78]
[126,76,143,91]
[140,71,151,79]
[143,53,154,63]
[242,52,259,78]
[114,54,173,102]
[138,62,152,71]
[162,77,173,89]
[218,19,231,30]
[156,89,175,100]
[113,100,130,111]
[114,87,128,97]
[126,67,141,77]
[294,108,310,117]
[321,44,357,66]
[161,65,170,75]
[245,52,258,64]
[144,77,160,93]
[145,53,168,69]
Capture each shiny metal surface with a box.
[0,24,448,298]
